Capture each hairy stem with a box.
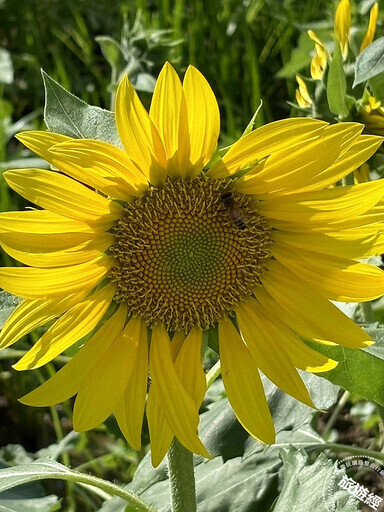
[167,439,197,512]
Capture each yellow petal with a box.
[360,2,379,53]
[238,298,337,373]
[271,243,384,302]
[150,62,190,178]
[270,203,384,233]
[115,75,167,187]
[295,75,312,108]
[114,318,148,450]
[147,384,174,467]
[170,331,185,361]
[257,260,373,347]
[207,118,327,178]
[20,304,127,406]
[73,315,143,431]
[272,228,381,260]
[0,255,113,299]
[328,199,384,231]
[334,0,351,59]
[4,169,123,227]
[219,317,275,443]
[0,292,86,350]
[259,179,384,229]
[308,30,327,80]
[354,163,370,184]
[50,138,149,199]
[0,210,100,234]
[235,123,362,196]
[174,327,206,407]
[13,283,116,370]
[146,330,185,466]
[1,232,113,268]
[284,134,382,194]
[15,131,71,162]
[183,65,220,177]
[150,325,209,457]
[0,230,112,252]
[236,297,314,407]
[296,88,312,109]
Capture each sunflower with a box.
[1,62,384,467]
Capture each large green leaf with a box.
[354,37,384,87]
[0,457,60,512]
[42,71,122,148]
[0,479,60,512]
[0,459,155,512]
[271,447,359,512]
[100,375,339,512]
[327,38,350,118]
[309,327,384,406]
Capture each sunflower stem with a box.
[167,439,197,512]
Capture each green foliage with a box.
[0,291,21,329]
[308,328,384,407]
[354,37,384,86]
[0,459,156,512]
[272,448,359,512]
[0,482,60,512]
[42,71,122,147]
[276,31,314,79]
[327,38,350,118]
[97,376,339,512]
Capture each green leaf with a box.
[0,47,14,85]
[0,291,21,330]
[327,38,349,118]
[276,32,313,79]
[95,36,123,76]
[0,483,60,512]
[272,447,359,512]
[354,37,384,87]
[42,71,123,148]
[0,459,155,512]
[100,375,339,512]
[308,326,384,406]
[368,72,384,103]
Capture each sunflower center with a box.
[110,176,272,331]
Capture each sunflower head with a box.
[109,174,272,331]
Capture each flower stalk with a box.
[167,439,197,512]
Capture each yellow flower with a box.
[295,75,312,108]
[1,63,384,467]
[360,2,379,53]
[360,95,384,136]
[334,0,351,59]
[308,30,327,80]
